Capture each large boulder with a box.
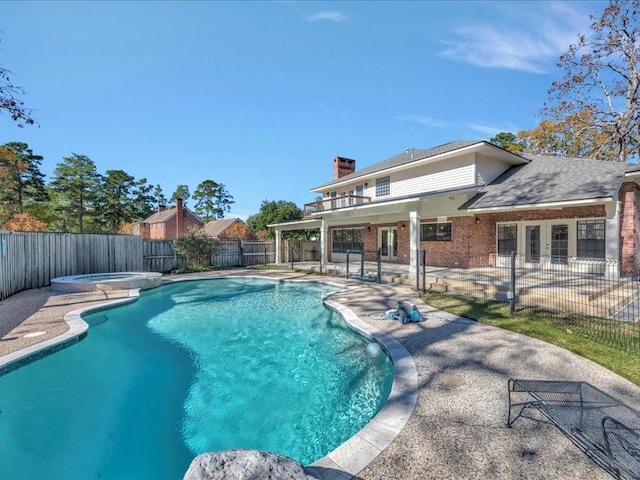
[183,449,319,480]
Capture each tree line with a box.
[491,1,640,162]
[0,142,235,233]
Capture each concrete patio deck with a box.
[0,269,639,479]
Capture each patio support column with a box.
[605,200,621,280]
[274,229,282,264]
[409,211,420,279]
[320,220,328,267]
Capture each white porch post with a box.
[409,211,420,279]
[605,201,621,280]
[274,229,282,264]
[320,220,328,267]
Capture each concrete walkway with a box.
[1,269,639,479]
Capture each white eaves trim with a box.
[268,218,323,231]
[464,197,614,214]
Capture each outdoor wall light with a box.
[401,223,406,230]
[475,217,481,225]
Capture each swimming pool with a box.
[0,278,393,479]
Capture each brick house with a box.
[203,218,258,241]
[270,140,640,279]
[136,198,203,240]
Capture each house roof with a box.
[203,218,242,237]
[312,140,516,190]
[143,207,178,223]
[461,155,630,211]
[142,206,202,224]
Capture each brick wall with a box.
[333,157,356,180]
[363,224,377,261]
[619,182,640,274]
[419,216,474,267]
[418,204,606,268]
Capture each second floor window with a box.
[375,176,390,197]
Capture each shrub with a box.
[173,227,220,268]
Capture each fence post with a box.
[264,243,267,266]
[346,250,350,280]
[416,249,420,290]
[173,241,177,271]
[360,249,364,279]
[290,244,294,270]
[377,248,381,283]
[422,249,426,293]
[510,250,516,314]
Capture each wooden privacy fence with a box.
[142,240,276,272]
[0,231,143,300]
[281,240,320,263]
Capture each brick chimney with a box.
[158,205,166,213]
[175,198,184,238]
[333,156,356,180]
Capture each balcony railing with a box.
[303,195,371,217]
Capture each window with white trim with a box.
[577,220,605,258]
[375,176,390,197]
[497,224,517,255]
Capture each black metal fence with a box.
[417,251,640,355]
[346,249,382,283]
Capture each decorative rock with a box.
[183,449,319,480]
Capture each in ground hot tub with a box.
[51,272,163,293]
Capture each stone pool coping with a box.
[309,296,417,479]
[0,289,139,376]
[0,273,416,480]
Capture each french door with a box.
[524,222,569,267]
[379,227,398,261]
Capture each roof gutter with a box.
[464,197,614,214]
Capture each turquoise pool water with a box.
[0,278,393,479]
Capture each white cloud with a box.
[468,122,520,138]
[439,1,593,73]
[397,114,450,128]
[307,11,347,22]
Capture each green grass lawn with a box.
[419,291,640,386]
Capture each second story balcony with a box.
[303,194,371,217]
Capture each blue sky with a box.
[0,1,606,220]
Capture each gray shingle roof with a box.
[313,140,484,189]
[203,218,240,237]
[461,155,629,210]
[143,207,177,223]
[142,206,203,224]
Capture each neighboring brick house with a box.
[203,218,258,241]
[269,140,640,279]
[136,198,203,240]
